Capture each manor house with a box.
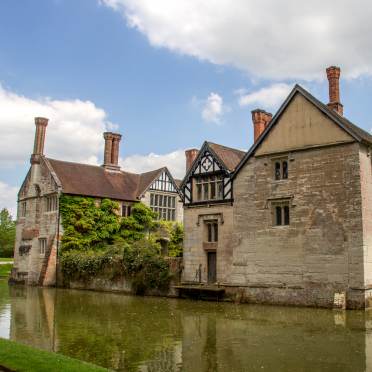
[11,123,183,286]
[181,67,372,309]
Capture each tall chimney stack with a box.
[185,149,199,172]
[103,132,122,171]
[31,117,49,164]
[252,109,272,143]
[326,66,343,115]
[111,133,122,166]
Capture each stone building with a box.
[11,121,183,286]
[181,66,372,309]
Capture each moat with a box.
[1,279,372,372]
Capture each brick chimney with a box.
[31,117,49,164]
[326,66,343,115]
[252,109,272,143]
[185,149,199,172]
[103,132,122,171]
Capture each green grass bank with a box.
[0,258,13,263]
[0,338,109,372]
[0,264,12,277]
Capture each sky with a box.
[1,0,372,216]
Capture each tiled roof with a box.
[137,168,165,197]
[46,158,167,201]
[207,142,246,171]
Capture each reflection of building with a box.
[5,282,372,371]
[181,66,372,309]
[11,119,183,286]
[9,285,55,352]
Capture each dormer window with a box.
[195,175,223,202]
[274,158,288,180]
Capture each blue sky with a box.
[1,0,372,214]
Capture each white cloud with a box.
[0,84,114,168]
[0,182,18,218]
[238,83,293,109]
[120,149,185,179]
[101,0,372,80]
[202,92,224,124]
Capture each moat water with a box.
[1,279,372,372]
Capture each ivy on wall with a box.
[59,195,183,293]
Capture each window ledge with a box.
[203,242,217,251]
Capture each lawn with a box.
[0,264,12,277]
[0,258,13,262]
[0,338,109,372]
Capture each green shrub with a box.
[60,240,171,293]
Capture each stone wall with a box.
[231,142,366,308]
[182,203,234,284]
[12,158,60,286]
[360,145,372,300]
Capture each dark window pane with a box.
[197,184,202,201]
[217,181,223,199]
[203,183,209,200]
[208,224,212,242]
[275,162,281,180]
[283,161,288,179]
[210,182,216,199]
[284,205,290,225]
[214,223,218,242]
[276,206,282,225]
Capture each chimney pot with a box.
[326,66,343,115]
[185,149,199,172]
[31,117,49,164]
[252,109,272,143]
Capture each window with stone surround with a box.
[273,158,288,180]
[39,238,47,255]
[121,204,132,217]
[150,193,176,221]
[195,175,223,202]
[205,221,218,242]
[19,201,27,217]
[272,201,290,226]
[45,195,58,212]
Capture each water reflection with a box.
[1,279,372,371]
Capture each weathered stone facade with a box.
[181,68,372,309]
[13,157,60,286]
[230,142,367,308]
[183,203,233,284]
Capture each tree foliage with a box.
[0,208,16,258]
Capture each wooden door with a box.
[207,252,217,284]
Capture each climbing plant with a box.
[59,195,121,251]
[59,195,180,293]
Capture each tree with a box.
[0,208,16,258]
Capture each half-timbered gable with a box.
[139,167,183,222]
[182,142,244,206]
